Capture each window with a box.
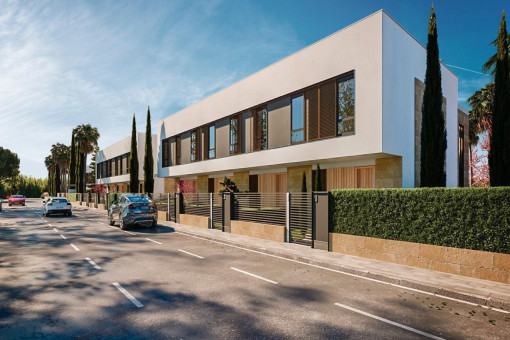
[253,107,268,151]
[119,156,123,175]
[162,138,170,167]
[190,130,198,162]
[458,125,465,187]
[291,95,304,143]
[176,136,181,165]
[126,153,130,174]
[208,125,215,159]
[337,74,355,136]
[230,115,241,155]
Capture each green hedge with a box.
[68,193,78,202]
[329,187,510,254]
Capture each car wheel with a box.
[108,213,115,226]
[67,211,72,217]
[119,217,126,230]
[151,220,157,228]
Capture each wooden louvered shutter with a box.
[305,87,319,141]
[319,81,336,139]
[252,109,261,151]
[201,128,208,160]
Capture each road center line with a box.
[231,267,278,284]
[60,234,67,240]
[334,303,444,340]
[85,257,102,270]
[70,243,80,251]
[112,282,143,308]
[145,238,162,245]
[178,249,204,259]
[48,224,53,227]
[174,231,510,314]
[53,228,59,232]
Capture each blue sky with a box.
[0,0,507,178]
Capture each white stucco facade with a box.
[156,10,460,188]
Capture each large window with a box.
[175,136,181,165]
[230,115,241,155]
[291,95,304,143]
[190,130,198,162]
[337,74,355,136]
[208,125,215,159]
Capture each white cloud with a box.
[0,0,300,178]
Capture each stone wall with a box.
[231,220,286,242]
[330,233,510,284]
[157,211,167,222]
[233,171,250,192]
[197,176,208,193]
[179,214,210,229]
[375,157,402,188]
[164,177,178,193]
[287,165,312,192]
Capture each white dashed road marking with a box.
[60,234,67,240]
[231,267,278,285]
[85,257,102,270]
[112,282,143,308]
[178,249,204,259]
[145,238,162,245]
[334,303,444,340]
[53,228,59,233]
[70,243,80,251]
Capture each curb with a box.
[169,224,510,312]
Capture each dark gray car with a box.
[108,194,158,230]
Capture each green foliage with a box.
[130,114,139,193]
[143,106,154,193]
[54,164,61,194]
[69,129,76,185]
[87,145,99,184]
[0,175,47,198]
[490,11,510,186]
[0,146,20,182]
[301,171,307,192]
[68,193,78,202]
[329,187,510,254]
[314,164,321,191]
[420,5,447,187]
[218,177,239,195]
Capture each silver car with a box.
[108,194,158,230]
[43,197,72,217]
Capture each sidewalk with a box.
[160,220,510,311]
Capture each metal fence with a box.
[289,193,313,246]
[152,193,168,212]
[233,193,287,226]
[212,194,222,230]
[182,193,210,217]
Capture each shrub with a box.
[329,187,510,254]
[68,193,78,202]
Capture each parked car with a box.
[43,197,72,216]
[8,195,25,206]
[108,194,157,230]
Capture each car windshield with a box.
[126,196,150,203]
[12,195,23,198]
[52,198,68,203]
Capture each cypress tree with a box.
[420,5,447,187]
[301,171,307,192]
[314,164,321,191]
[490,11,510,186]
[69,129,76,189]
[75,145,81,193]
[54,164,61,194]
[143,106,154,193]
[129,114,139,193]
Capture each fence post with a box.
[222,192,232,233]
[286,192,291,243]
[312,192,329,250]
[209,193,213,229]
[175,193,182,224]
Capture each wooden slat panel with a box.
[326,167,356,190]
[305,87,319,141]
[356,167,375,188]
[319,81,336,139]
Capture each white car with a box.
[43,197,72,217]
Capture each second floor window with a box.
[176,136,181,165]
[208,125,215,159]
[230,115,241,155]
[162,138,170,167]
[291,95,304,143]
[253,107,268,151]
[337,74,355,136]
[190,130,198,162]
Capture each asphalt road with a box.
[0,199,509,339]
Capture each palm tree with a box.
[482,33,510,76]
[51,143,70,192]
[74,124,100,193]
[44,155,55,195]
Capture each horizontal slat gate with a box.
[233,193,286,226]
[290,193,312,246]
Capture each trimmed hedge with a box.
[68,193,78,202]
[329,187,510,254]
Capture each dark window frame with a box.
[208,124,216,159]
[175,136,181,165]
[162,138,170,167]
[291,94,305,144]
[190,130,198,162]
[458,124,465,187]
[230,115,241,155]
[336,72,355,137]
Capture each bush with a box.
[68,193,78,202]
[329,187,510,254]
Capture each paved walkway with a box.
[159,220,510,311]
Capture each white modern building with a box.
[95,132,164,193]
[155,10,469,193]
